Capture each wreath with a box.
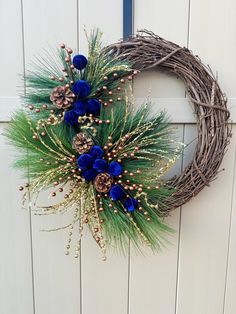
[108,30,231,212]
[5,29,230,259]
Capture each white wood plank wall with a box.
[0,0,235,313]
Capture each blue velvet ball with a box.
[72,54,88,70]
[109,185,126,201]
[64,110,79,125]
[82,169,97,182]
[108,161,123,177]
[72,80,91,98]
[74,100,87,116]
[124,197,138,212]
[93,159,108,173]
[90,145,104,159]
[86,99,101,116]
[77,154,93,170]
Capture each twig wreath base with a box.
[108,30,231,215]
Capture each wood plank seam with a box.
[20,0,36,313]
[174,124,185,314]
[222,142,236,314]
[175,1,191,312]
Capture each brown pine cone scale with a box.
[72,132,94,154]
[50,85,75,109]
[94,173,113,193]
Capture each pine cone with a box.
[50,85,75,109]
[94,173,113,193]
[72,132,94,154]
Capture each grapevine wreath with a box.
[6,30,230,259]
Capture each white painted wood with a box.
[0,0,23,100]
[176,124,236,314]
[188,0,236,99]
[130,2,190,313]
[133,2,188,125]
[78,0,123,55]
[223,127,236,314]
[2,0,236,123]
[136,97,194,124]
[134,70,186,99]
[81,232,129,314]
[78,2,129,314]
[174,3,236,311]
[29,207,81,314]
[129,210,181,314]
[0,125,34,314]
[0,1,34,313]
[0,97,21,122]
[134,0,189,47]
[22,1,80,314]
[0,0,23,121]
[129,125,184,314]
[22,0,78,57]
[2,96,236,123]
[1,1,236,314]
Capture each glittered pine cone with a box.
[94,173,113,193]
[72,132,94,154]
[50,85,75,109]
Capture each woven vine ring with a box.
[107,29,231,215]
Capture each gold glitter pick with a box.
[84,186,107,260]
[126,212,151,247]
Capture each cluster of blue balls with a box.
[77,145,138,212]
[64,54,101,125]
[70,55,138,212]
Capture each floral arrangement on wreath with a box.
[6,30,182,259]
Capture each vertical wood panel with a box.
[1,1,236,314]
[131,1,190,313]
[0,0,23,119]
[129,125,184,314]
[0,1,34,312]
[176,124,236,314]
[23,0,78,55]
[188,0,236,103]
[0,0,23,94]
[0,124,34,314]
[78,0,123,54]
[81,233,129,314]
[175,2,236,312]
[134,0,189,47]
[223,126,236,314]
[22,1,80,314]
[188,0,236,124]
[78,2,129,314]
[133,0,189,120]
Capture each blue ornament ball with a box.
[93,159,108,173]
[72,80,91,98]
[90,145,104,159]
[72,54,88,70]
[64,110,79,125]
[77,154,93,170]
[109,185,126,201]
[124,197,138,212]
[73,100,87,116]
[86,99,101,116]
[108,161,123,177]
[82,169,97,182]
